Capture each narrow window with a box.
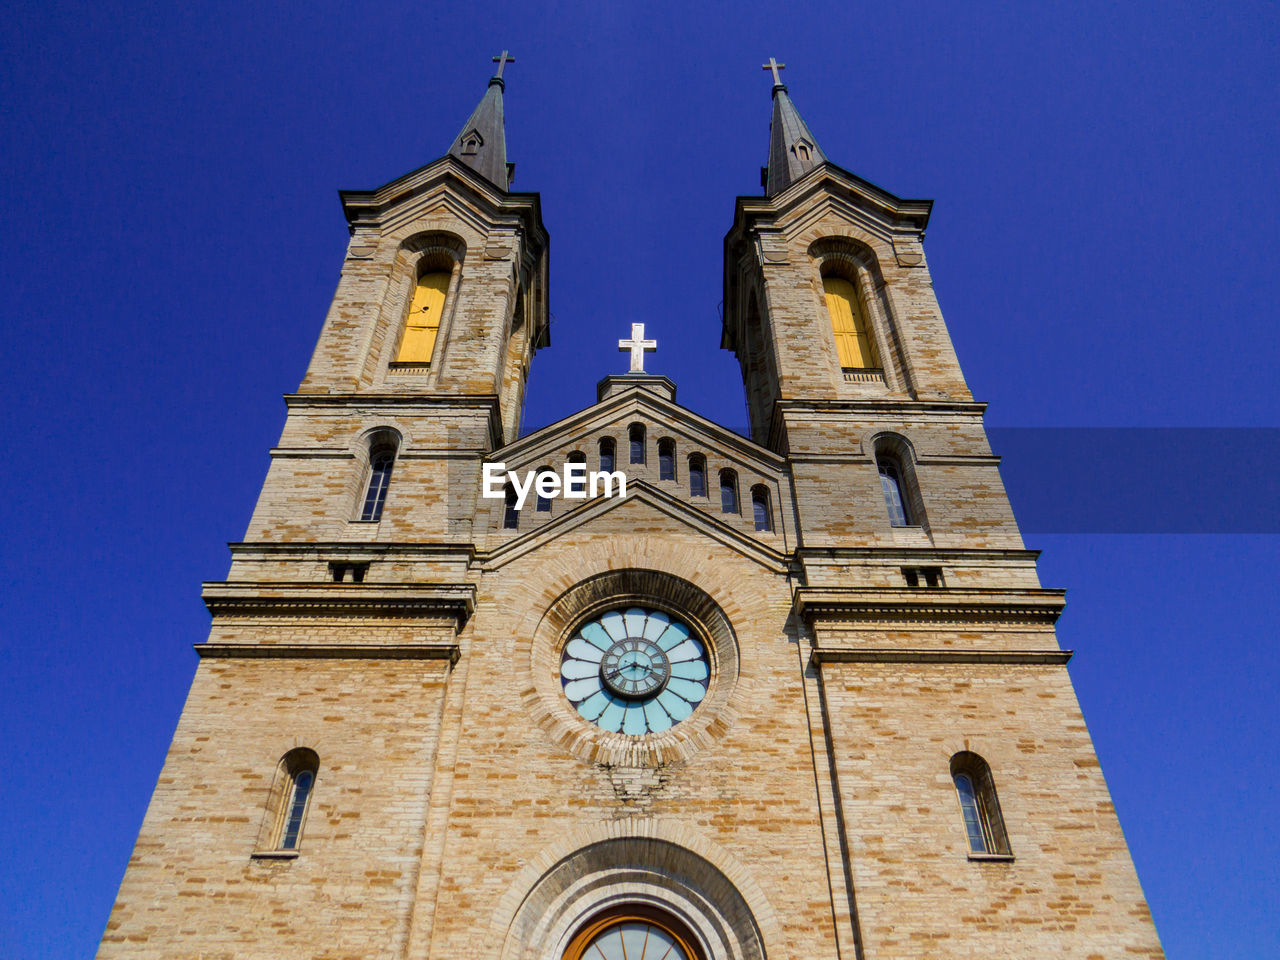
[360,441,397,522]
[877,457,911,527]
[396,270,451,363]
[951,753,1011,856]
[720,469,739,514]
[503,483,519,529]
[658,438,676,481]
[629,424,645,465]
[281,770,314,849]
[535,465,554,512]
[751,485,772,531]
[598,438,616,474]
[688,455,707,497]
[822,274,877,370]
[567,451,587,496]
[265,748,319,854]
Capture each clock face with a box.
[560,606,710,736]
[600,638,670,698]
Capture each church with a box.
[98,56,1165,959]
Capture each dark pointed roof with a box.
[765,82,826,196]
[448,74,512,191]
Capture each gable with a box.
[476,386,792,564]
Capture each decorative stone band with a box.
[810,647,1072,666]
[200,581,476,624]
[195,643,460,663]
[793,586,1067,626]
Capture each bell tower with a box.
[724,61,969,446]
[243,59,549,547]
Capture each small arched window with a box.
[629,424,646,465]
[396,270,451,363]
[751,485,772,531]
[568,450,586,496]
[951,752,1011,856]
[599,438,616,473]
[503,483,519,529]
[564,906,702,960]
[658,438,676,481]
[535,465,554,512]
[359,435,398,522]
[822,273,877,370]
[688,455,707,497]
[877,456,911,527]
[271,748,318,852]
[719,469,739,514]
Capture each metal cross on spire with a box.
[491,50,516,80]
[762,57,786,86]
[618,323,657,373]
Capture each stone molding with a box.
[810,647,1071,665]
[793,586,1067,625]
[201,581,475,622]
[491,818,783,960]
[195,642,460,663]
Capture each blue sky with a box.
[1,2,1276,956]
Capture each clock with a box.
[600,638,670,698]
[560,606,710,736]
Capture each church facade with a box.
[98,60,1164,959]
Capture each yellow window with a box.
[822,275,877,369]
[396,271,450,363]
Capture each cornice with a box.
[196,642,460,663]
[793,587,1066,625]
[283,392,503,410]
[772,397,989,417]
[795,546,1042,563]
[227,542,477,560]
[201,582,476,622]
[810,647,1071,666]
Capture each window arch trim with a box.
[950,751,1012,858]
[254,747,319,857]
[562,904,705,960]
[356,429,401,523]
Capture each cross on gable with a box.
[618,323,657,373]
[762,57,786,86]
[492,50,515,79]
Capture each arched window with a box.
[629,424,646,465]
[271,748,318,852]
[563,906,702,960]
[822,273,877,370]
[359,434,398,522]
[658,438,676,481]
[396,270,451,363]
[751,485,772,531]
[567,450,587,496]
[535,465,554,512]
[599,437,616,473]
[719,469,739,514]
[951,752,1011,856]
[877,456,911,527]
[503,483,519,529]
[688,455,707,497]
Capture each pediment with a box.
[728,161,933,241]
[338,154,544,238]
[481,480,789,573]
[478,383,792,567]
[494,384,784,477]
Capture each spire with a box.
[447,52,515,190]
[761,58,827,196]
